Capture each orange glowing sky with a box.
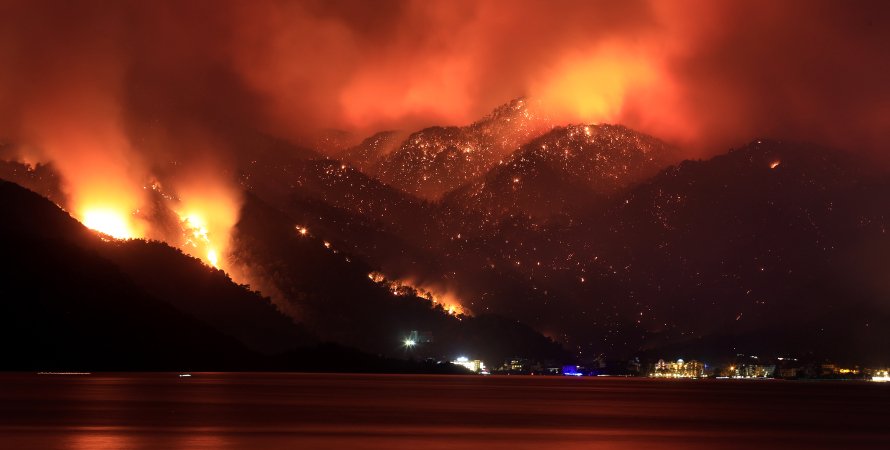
[0,0,883,155]
[0,0,888,270]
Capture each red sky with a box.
[0,0,887,163]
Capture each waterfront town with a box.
[439,352,889,381]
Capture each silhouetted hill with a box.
[445,124,676,220]
[0,172,314,356]
[0,180,261,370]
[565,140,890,362]
[238,147,448,289]
[8,111,888,368]
[100,240,312,354]
[0,159,67,206]
[230,191,569,365]
[338,130,405,174]
[0,179,493,372]
[374,98,549,199]
[234,121,890,366]
[312,136,890,365]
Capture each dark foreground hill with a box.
[0,179,259,369]
[229,190,569,365]
[0,180,472,372]
[545,140,890,363]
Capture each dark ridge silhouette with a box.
[99,240,313,355]
[444,124,676,220]
[0,179,470,372]
[0,159,67,206]
[5,109,890,367]
[337,130,405,174]
[562,140,890,362]
[374,98,547,200]
[0,176,312,356]
[237,109,890,365]
[0,180,259,370]
[231,191,570,365]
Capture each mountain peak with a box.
[444,123,678,220]
[370,99,552,200]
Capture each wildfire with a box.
[179,213,222,269]
[367,272,468,317]
[72,173,237,272]
[81,208,137,240]
[207,248,219,268]
[169,178,242,271]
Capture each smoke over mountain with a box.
[1,0,887,150]
[0,0,887,273]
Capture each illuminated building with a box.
[649,359,706,378]
[726,354,775,378]
[733,364,776,379]
[452,356,486,373]
[871,370,890,382]
[508,359,527,372]
[497,358,544,374]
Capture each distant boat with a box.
[178,374,192,378]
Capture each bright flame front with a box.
[81,209,136,240]
[180,213,221,269]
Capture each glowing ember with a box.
[81,209,135,239]
[770,160,781,169]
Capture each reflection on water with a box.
[0,373,887,449]
[68,432,130,450]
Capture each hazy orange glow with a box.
[339,54,475,129]
[530,45,661,125]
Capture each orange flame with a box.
[81,208,137,240]
[170,176,242,271]
[368,272,468,317]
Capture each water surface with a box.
[1,373,887,449]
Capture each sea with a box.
[0,373,887,449]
